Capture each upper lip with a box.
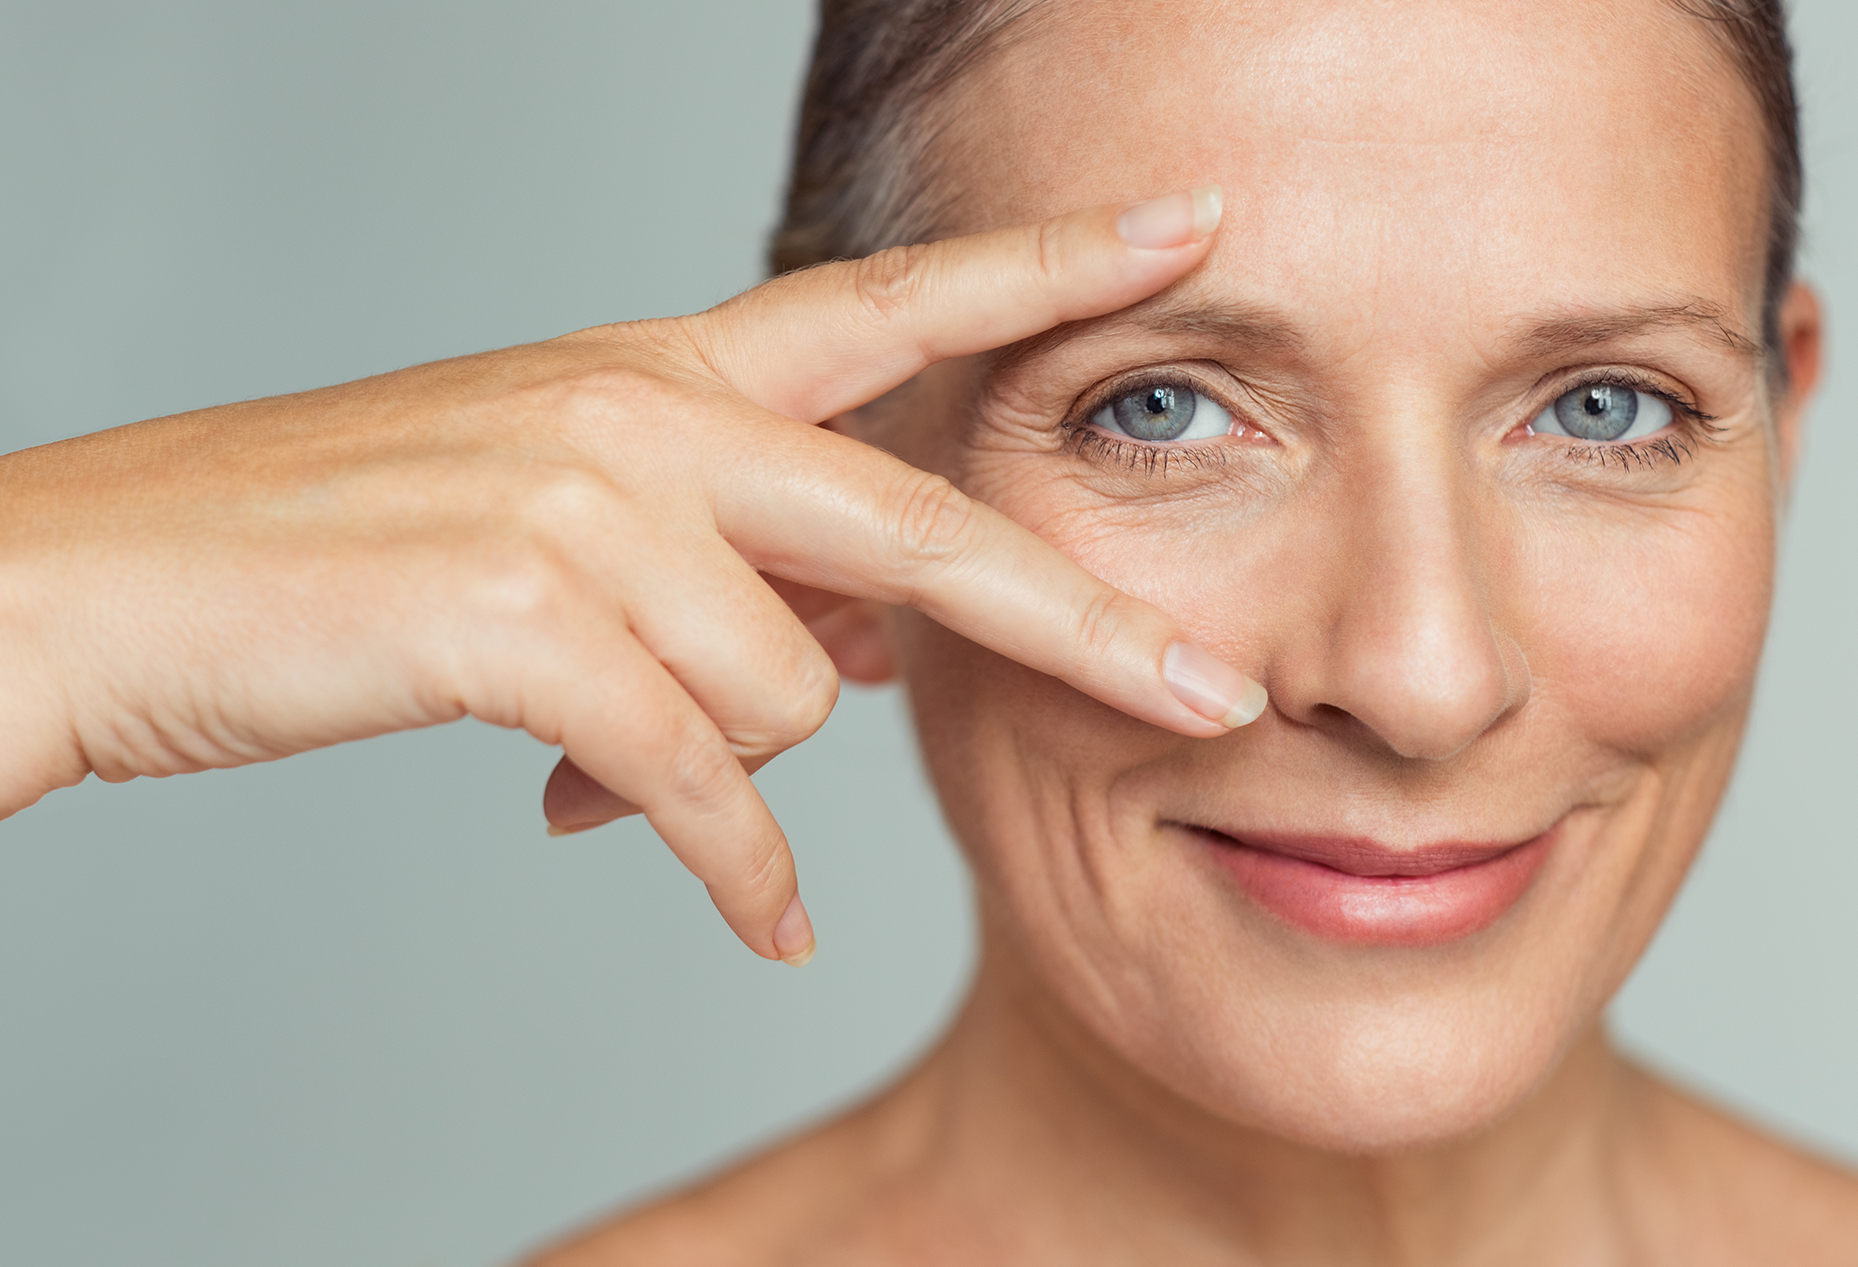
[1185,826,1543,877]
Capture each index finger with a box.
[692,187,1225,423]
[716,422,1269,740]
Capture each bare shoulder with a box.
[515,1087,935,1267]
[1624,1062,1858,1263]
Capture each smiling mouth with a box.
[1184,823,1560,947]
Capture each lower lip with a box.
[1200,827,1556,947]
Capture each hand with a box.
[0,187,1263,963]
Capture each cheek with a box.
[1518,497,1775,751]
[893,602,1179,874]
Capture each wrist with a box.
[0,494,88,819]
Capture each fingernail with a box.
[1163,642,1268,728]
[546,822,596,837]
[1116,186,1223,250]
[774,893,816,967]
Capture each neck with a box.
[887,933,1645,1265]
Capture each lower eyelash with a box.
[1559,406,1725,471]
[1562,433,1696,470]
[1064,426,1230,474]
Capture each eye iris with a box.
[1553,384,1638,441]
[1111,384,1197,441]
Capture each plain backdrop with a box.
[1,3,1853,1263]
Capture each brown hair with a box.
[772,0,1801,354]
[770,0,1041,276]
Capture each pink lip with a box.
[1192,824,1558,946]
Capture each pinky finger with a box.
[545,638,815,965]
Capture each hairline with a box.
[778,0,1798,371]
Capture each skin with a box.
[0,200,1248,963]
[529,0,1858,1263]
[1,0,1849,1260]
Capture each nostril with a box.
[1287,654,1520,763]
[1310,702,1354,728]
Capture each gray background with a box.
[0,2,1851,1263]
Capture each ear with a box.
[809,599,897,685]
[1772,281,1824,498]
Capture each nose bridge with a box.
[1296,407,1525,762]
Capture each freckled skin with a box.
[532,1,1856,1263]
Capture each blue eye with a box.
[1531,383,1672,443]
[1091,383,1234,442]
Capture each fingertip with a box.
[1193,185,1224,239]
[1114,185,1225,251]
[1163,641,1268,732]
[1224,676,1270,728]
[773,892,816,966]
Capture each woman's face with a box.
[851,0,1815,1150]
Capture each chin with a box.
[1018,940,1590,1156]
[1180,996,1581,1155]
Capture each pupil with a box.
[1551,382,1637,441]
[1107,382,1198,441]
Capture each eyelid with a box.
[1067,364,1258,437]
[1536,366,1715,425]
[1520,367,1726,473]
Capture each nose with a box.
[1267,442,1529,762]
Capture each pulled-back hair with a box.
[772,0,1801,353]
[770,0,1041,276]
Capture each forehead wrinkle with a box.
[987,292,1308,381]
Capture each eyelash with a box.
[1060,372,1240,474]
[1064,428,1231,474]
[1058,369,1724,474]
[1544,370,1724,472]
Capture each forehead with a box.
[946,0,1770,344]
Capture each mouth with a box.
[1184,822,1560,947]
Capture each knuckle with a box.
[789,656,841,739]
[1070,585,1133,663]
[467,534,579,632]
[515,464,617,532]
[544,362,687,428]
[466,467,623,630]
[891,471,977,573]
[1033,215,1064,286]
[752,649,841,754]
[733,824,795,908]
[849,243,933,325]
[548,363,646,413]
[720,648,840,759]
[662,723,744,811]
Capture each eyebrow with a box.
[988,292,1760,378]
[1513,302,1761,361]
[988,294,1306,378]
